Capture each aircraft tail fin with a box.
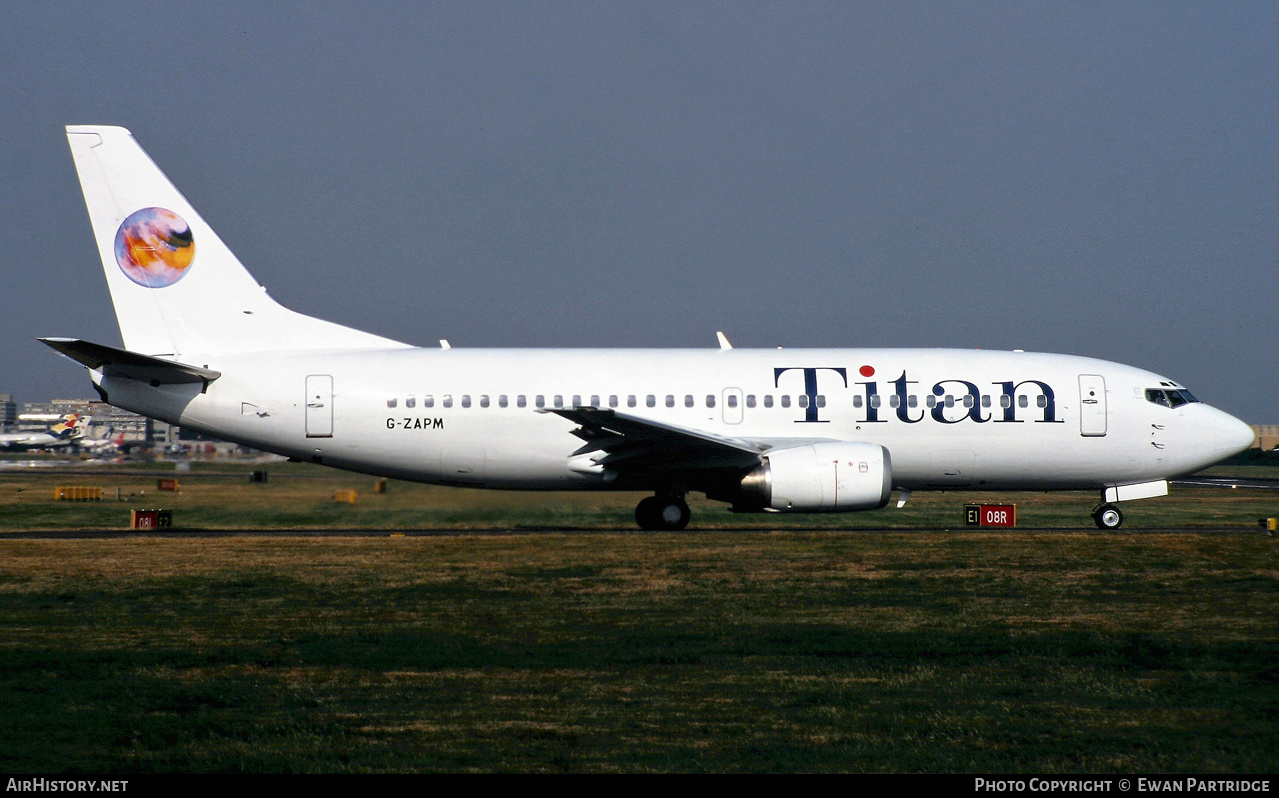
[49,414,88,440]
[64,126,409,358]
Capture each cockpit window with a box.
[1146,388,1199,408]
[1166,389,1196,407]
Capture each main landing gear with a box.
[1092,503,1123,529]
[635,493,691,531]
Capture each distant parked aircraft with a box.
[0,414,89,450]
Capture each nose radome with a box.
[1214,409,1256,456]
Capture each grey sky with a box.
[2,2,1275,421]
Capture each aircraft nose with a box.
[1211,409,1256,457]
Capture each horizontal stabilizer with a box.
[38,337,221,385]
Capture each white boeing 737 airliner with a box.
[44,126,1256,530]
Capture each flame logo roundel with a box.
[114,207,195,288]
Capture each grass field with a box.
[0,459,1276,772]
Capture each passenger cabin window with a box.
[609,395,619,408]
[499,395,508,408]
[706,395,716,408]
[685,395,694,408]
[763,395,773,408]
[628,395,636,408]
[646,395,656,408]
[746,395,756,408]
[424,395,434,408]
[666,395,675,408]
[405,396,416,408]
[387,398,397,408]
[461,395,471,408]
[443,395,453,408]
[480,395,490,408]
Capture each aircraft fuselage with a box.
[97,346,1249,493]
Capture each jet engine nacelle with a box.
[736,441,892,512]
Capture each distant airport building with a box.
[0,393,16,432]
[1254,425,1279,452]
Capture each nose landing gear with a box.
[636,493,691,531]
[1092,503,1124,529]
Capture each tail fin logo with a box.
[50,414,80,438]
[114,207,195,288]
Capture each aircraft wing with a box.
[542,406,765,475]
[38,338,221,385]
